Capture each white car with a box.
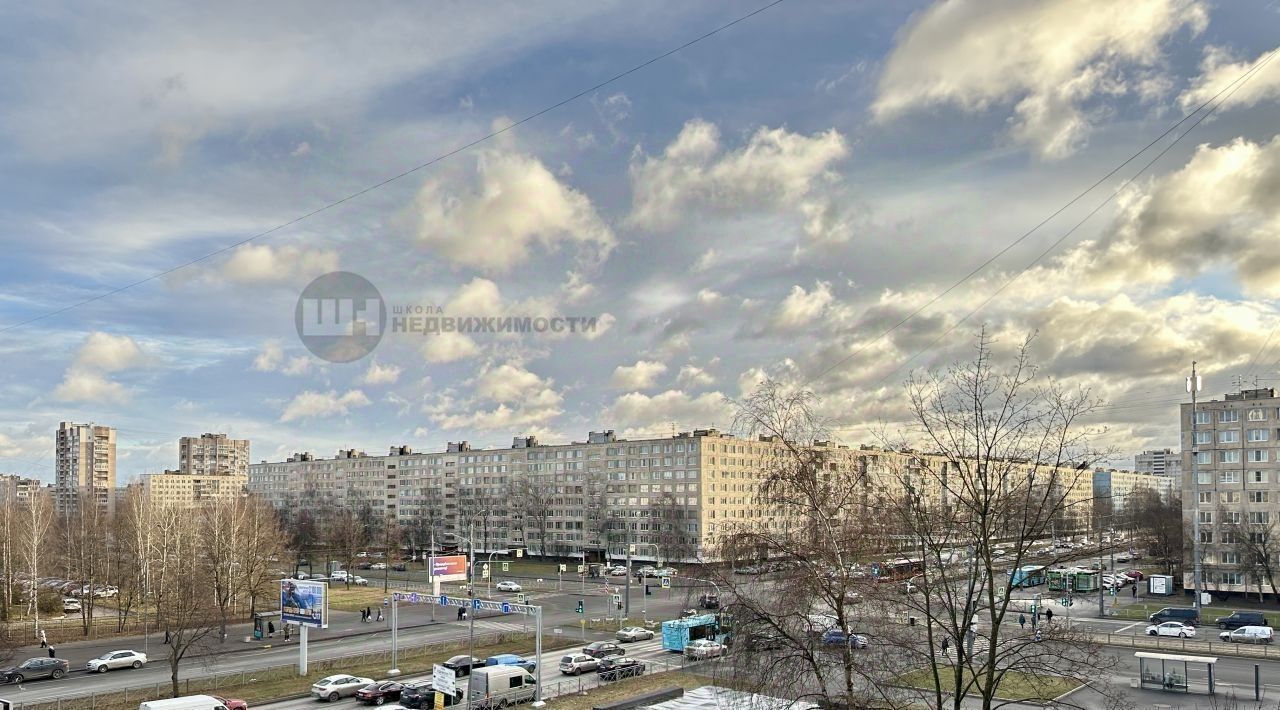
[616,626,655,642]
[608,566,628,576]
[62,598,81,613]
[496,580,522,592]
[311,674,375,702]
[330,570,349,581]
[1220,626,1275,644]
[87,649,147,673]
[1146,622,1196,638]
[370,562,387,570]
[351,575,369,586]
[685,639,725,660]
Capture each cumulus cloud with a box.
[771,281,834,331]
[677,363,717,388]
[415,151,615,272]
[429,361,564,431]
[219,244,339,284]
[610,360,668,390]
[279,389,371,422]
[360,359,402,386]
[628,120,850,242]
[423,332,481,363]
[252,340,317,376]
[871,0,1208,159]
[54,332,151,403]
[1180,45,1280,113]
[602,390,734,438]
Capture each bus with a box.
[661,614,728,652]
[874,558,923,581]
[1009,565,1047,588]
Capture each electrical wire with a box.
[0,0,789,334]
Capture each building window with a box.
[1251,511,1271,525]
[1249,429,1270,442]
[1195,452,1212,465]
[1222,552,1241,565]
[1199,531,1213,544]
[1221,572,1244,586]
[1221,410,1241,423]
[1249,408,1267,421]
[1221,470,1241,484]
[1195,411,1212,425]
[1253,471,1267,484]
[1195,431,1213,445]
[1220,450,1241,464]
[1223,491,1240,504]
[1198,511,1213,524]
[1220,430,1240,444]
[1250,450,1269,463]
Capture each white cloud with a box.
[291,141,312,157]
[279,389,371,422]
[423,332,482,364]
[252,340,284,372]
[770,281,834,331]
[429,361,564,432]
[628,120,849,241]
[1180,45,1280,113]
[360,359,402,386]
[696,289,724,306]
[281,356,314,377]
[582,313,616,341]
[610,360,668,390]
[677,363,716,388]
[602,390,734,438]
[871,0,1208,159]
[54,332,151,403]
[692,249,717,273]
[415,151,615,272]
[219,244,339,284]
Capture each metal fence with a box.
[1090,631,1280,659]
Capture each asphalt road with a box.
[0,582,704,706]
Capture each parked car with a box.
[1219,626,1275,644]
[558,653,599,675]
[654,567,676,577]
[370,562,387,570]
[616,626,655,642]
[495,581,522,592]
[1,658,70,683]
[582,641,624,659]
[597,656,645,681]
[210,695,249,710]
[87,649,147,672]
[821,630,869,648]
[311,675,375,702]
[400,683,462,709]
[330,570,349,581]
[698,593,720,609]
[442,655,478,677]
[637,566,657,577]
[63,597,81,613]
[1146,621,1196,638]
[355,680,404,705]
[608,566,628,576]
[1215,611,1269,630]
[685,639,726,660]
[1149,607,1200,626]
[680,608,700,619]
[392,562,408,572]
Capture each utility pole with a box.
[1189,362,1204,612]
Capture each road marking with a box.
[1116,623,1140,633]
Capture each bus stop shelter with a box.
[1136,652,1217,695]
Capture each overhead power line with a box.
[811,45,1279,395]
[0,0,788,335]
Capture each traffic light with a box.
[576,600,584,614]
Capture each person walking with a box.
[1131,584,1138,599]
[365,607,372,623]
[457,606,465,621]
[38,629,47,648]
[47,646,55,658]
[376,607,383,622]
[163,629,171,645]
[1045,608,1054,624]
[1018,613,1026,630]
[940,636,950,659]
[284,623,292,642]
[268,621,275,638]
[361,608,368,623]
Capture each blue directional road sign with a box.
[501,602,511,613]
[440,595,449,606]
[472,598,481,610]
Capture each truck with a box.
[468,665,536,708]
[139,696,232,710]
[661,613,725,652]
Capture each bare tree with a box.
[201,498,246,643]
[327,508,367,585]
[508,476,553,559]
[1126,488,1182,576]
[22,494,54,634]
[238,497,288,616]
[153,504,220,697]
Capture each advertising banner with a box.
[430,555,468,581]
[280,579,328,628]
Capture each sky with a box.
[3,0,1280,482]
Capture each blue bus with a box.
[1010,565,1047,588]
[661,614,725,652]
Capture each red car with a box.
[356,681,405,705]
[212,696,248,710]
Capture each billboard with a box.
[280,579,328,628]
[430,555,468,581]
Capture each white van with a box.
[468,665,536,708]
[139,695,230,710]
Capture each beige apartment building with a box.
[179,433,249,476]
[135,432,250,508]
[0,474,46,507]
[55,422,116,517]
[248,429,1096,562]
[1181,387,1280,596]
[1093,467,1175,514]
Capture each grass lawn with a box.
[21,632,579,710]
[543,671,748,710]
[327,585,404,612]
[897,668,1081,702]
[1113,601,1173,621]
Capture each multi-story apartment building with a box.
[1093,467,1174,516]
[249,429,1096,563]
[55,422,116,517]
[1181,387,1280,596]
[1135,448,1182,481]
[179,433,249,477]
[133,432,250,508]
[0,474,45,507]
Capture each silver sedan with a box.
[616,626,655,642]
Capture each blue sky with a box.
[3,0,1280,481]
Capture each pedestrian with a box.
[376,608,383,622]
[47,646,55,658]
[1131,584,1137,599]
[360,608,367,622]
[1018,613,1026,630]
[38,629,47,648]
[940,636,950,658]
[365,606,372,623]
[1034,628,1043,643]
[284,624,291,642]
[268,621,275,638]
[164,629,171,645]
[1045,608,1054,624]
[457,606,465,621]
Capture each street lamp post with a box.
[465,509,488,710]
[1188,363,1203,612]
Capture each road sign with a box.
[501,601,511,613]
[559,563,567,573]
[517,593,526,603]
[629,544,636,554]
[660,577,671,589]
[577,564,585,573]
[471,598,481,610]
[482,566,490,579]
[433,664,458,695]
[439,594,448,606]
[516,549,524,558]
[611,593,622,605]
[502,562,509,572]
